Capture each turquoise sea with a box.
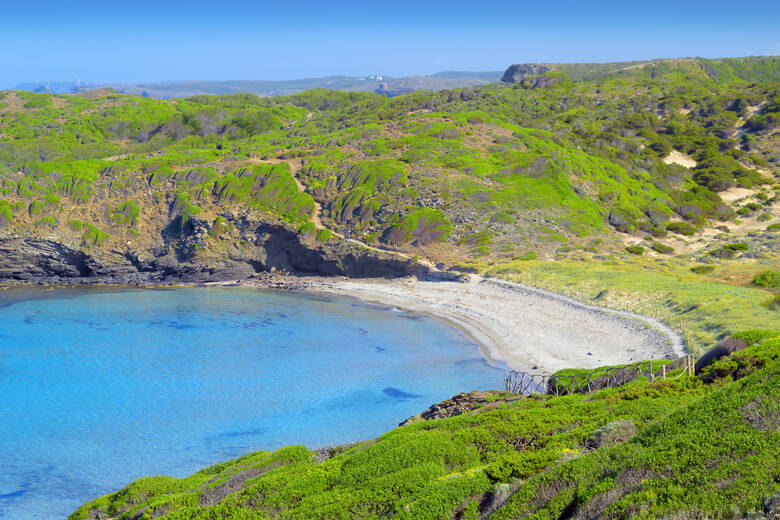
[0,287,505,519]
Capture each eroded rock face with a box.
[0,238,105,281]
[501,64,553,83]
[0,216,426,285]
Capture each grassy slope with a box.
[1,57,778,262]
[486,258,780,353]
[68,332,780,519]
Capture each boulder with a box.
[695,338,749,373]
[584,420,637,450]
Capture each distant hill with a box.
[12,80,99,94]
[501,56,780,84]
[13,71,502,99]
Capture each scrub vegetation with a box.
[1,57,777,264]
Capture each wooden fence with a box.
[505,355,695,396]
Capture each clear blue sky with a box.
[2,0,778,87]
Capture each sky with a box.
[1,0,779,87]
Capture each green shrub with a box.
[382,208,453,245]
[22,95,53,109]
[209,216,231,238]
[767,223,780,231]
[625,245,644,255]
[709,247,736,259]
[691,265,715,274]
[0,200,12,224]
[666,221,696,236]
[82,224,109,247]
[730,330,780,346]
[458,230,493,247]
[650,242,674,254]
[699,331,780,381]
[297,221,316,236]
[737,202,763,215]
[723,242,749,251]
[35,216,56,227]
[113,201,141,226]
[752,270,780,289]
[764,294,780,310]
[514,251,537,261]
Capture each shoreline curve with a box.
[238,274,686,374]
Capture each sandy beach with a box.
[242,274,686,374]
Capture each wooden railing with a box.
[505,355,695,396]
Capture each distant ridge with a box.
[500,56,780,84]
[12,71,502,99]
[13,56,777,99]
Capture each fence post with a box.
[661,364,666,380]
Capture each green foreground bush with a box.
[753,270,780,289]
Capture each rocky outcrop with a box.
[501,64,553,83]
[0,238,116,281]
[400,391,522,426]
[519,75,559,89]
[0,216,427,285]
[695,338,749,374]
[584,420,637,450]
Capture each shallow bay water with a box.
[0,287,505,519]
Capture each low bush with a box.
[0,200,12,225]
[710,248,736,259]
[515,251,537,261]
[651,242,674,254]
[82,224,109,247]
[666,221,696,236]
[737,202,763,215]
[752,270,780,289]
[764,294,780,310]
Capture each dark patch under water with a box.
[382,387,423,399]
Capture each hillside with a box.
[502,56,780,83]
[1,56,779,348]
[68,330,780,519]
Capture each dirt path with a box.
[663,150,697,168]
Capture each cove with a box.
[0,287,505,519]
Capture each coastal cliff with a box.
[0,217,426,284]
